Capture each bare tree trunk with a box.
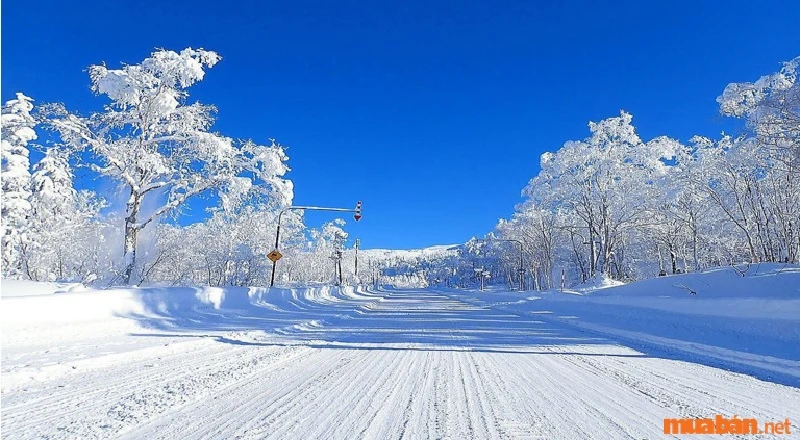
[668,242,677,274]
[569,231,587,282]
[123,221,138,284]
[122,188,142,285]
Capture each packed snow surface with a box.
[2,266,799,439]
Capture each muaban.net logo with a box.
[663,415,792,435]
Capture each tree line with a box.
[487,56,799,288]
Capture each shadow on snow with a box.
[119,285,799,387]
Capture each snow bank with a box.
[4,268,798,387]
[586,263,800,299]
[569,275,625,293]
[462,264,800,385]
[1,285,148,324]
[0,282,383,395]
[1,282,382,341]
[0,279,88,297]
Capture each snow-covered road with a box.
[2,286,798,439]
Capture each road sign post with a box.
[474,267,487,291]
[267,250,283,263]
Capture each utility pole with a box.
[270,201,362,287]
[331,252,338,284]
[354,238,360,281]
[333,231,346,286]
[338,251,343,285]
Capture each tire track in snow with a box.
[563,352,800,435]
[2,339,233,420]
[1,338,310,440]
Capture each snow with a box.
[567,274,625,293]
[0,279,88,296]
[456,263,800,386]
[2,268,799,439]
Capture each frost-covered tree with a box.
[30,148,75,211]
[714,56,800,263]
[1,93,36,277]
[144,206,306,287]
[689,134,800,264]
[718,56,800,172]
[523,111,678,278]
[497,208,557,289]
[292,219,349,284]
[45,48,293,283]
[26,147,105,281]
[489,61,800,289]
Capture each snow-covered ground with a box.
[2,267,799,439]
[456,264,800,387]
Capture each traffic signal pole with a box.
[270,201,362,287]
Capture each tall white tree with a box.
[497,208,557,289]
[27,147,104,281]
[718,56,800,171]
[715,56,800,263]
[1,93,36,277]
[45,48,293,283]
[523,111,677,278]
[689,133,800,264]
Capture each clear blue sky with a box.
[2,0,799,249]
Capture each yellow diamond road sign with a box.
[267,250,283,262]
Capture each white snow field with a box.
[2,267,799,439]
